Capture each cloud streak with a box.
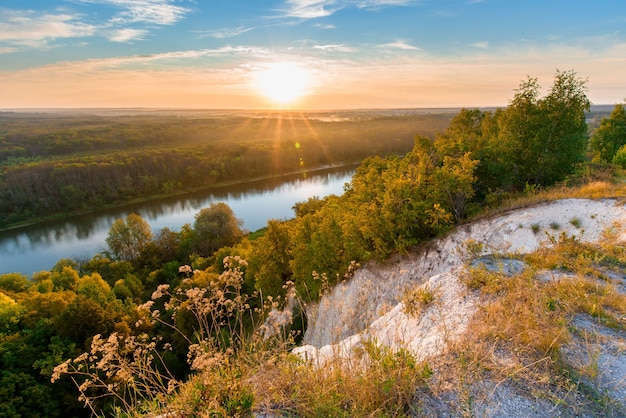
[0,1,194,49]
[197,26,256,39]
[106,0,191,25]
[0,10,96,47]
[379,40,419,50]
[313,44,357,52]
[108,28,148,42]
[468,41,489,49]
[78,0,192,25]
[279,0,412,19]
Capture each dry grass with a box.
[452,233,626,415]
[253,342,432,417]
[402,283,439,317]
[474,171,626,224]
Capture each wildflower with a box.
[178,264,193,277]
[51,360,70,383]
[138,300,154,312]
[151,284,170,300]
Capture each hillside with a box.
[292,197,626,417]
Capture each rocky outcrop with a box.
[302,198,626,350]
[294,198,626,416]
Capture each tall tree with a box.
[496,70,590,187]
[192,203,244,257]
[249,219,292,298]
[589,103,626,163]
[105,213,153,263]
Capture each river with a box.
[0,166,356,276]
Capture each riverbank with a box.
[1,162,359,233]
[0,166,357,275]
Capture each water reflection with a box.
[0,166,355,276]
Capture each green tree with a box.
[105,213,153,263]
[434,108,486,158]
[0,273,32,294]
[0,293,23,332]
[497,70,590,187]
[0,371,61,418]
[248,219,292,298]
[589,103,626,163]
[192,203,244,257]
[434,153,479,221]
[292,196,326,218]
[612,143,626,168]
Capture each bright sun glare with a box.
[253,62,312,106]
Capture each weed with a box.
[402,284,438,317]
[550,221,561,230]
[569,217,582,228]
[462,267,505,293]
[531,223,541,234]
[269,341,432,417]
[463,239,484,260]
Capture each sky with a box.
[1,0,625,109]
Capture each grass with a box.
[570,217,582,228]
[550,221,561,230]
[402,284,438,317]
[455,233,626,416]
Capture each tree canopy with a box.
[589,103,626,163]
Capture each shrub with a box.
[402,284,438,317]
[612,144,626,168]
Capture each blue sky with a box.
[1,0,625,108]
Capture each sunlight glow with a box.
[253,62,312,106]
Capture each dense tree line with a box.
[1,70,612,416]
[0,112,452,228]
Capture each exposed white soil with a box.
[293,198,626,417]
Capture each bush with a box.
[612,144,626,168]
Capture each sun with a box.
[253,62,312,106]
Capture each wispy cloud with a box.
[279,0,412,19]
[108,28,148,42]
[0,10,96,47]
[312,23,336,29]
[75,46,271,69]
[313,44,356,52]
[469,41,489,49]
[0,47,17,54]
[110,2,191,25]
[379,40,419,50]
[281,1,338,19]
[355,0,413,9]
[197,26,256,39]
[78,0,192,25]
[0,1,193,47]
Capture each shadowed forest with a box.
[2,71,626,416]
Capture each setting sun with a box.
[253,62,312,106]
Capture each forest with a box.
[2,70,626,416]
[0,109,452,229]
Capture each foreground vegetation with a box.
[1,70,626,416]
